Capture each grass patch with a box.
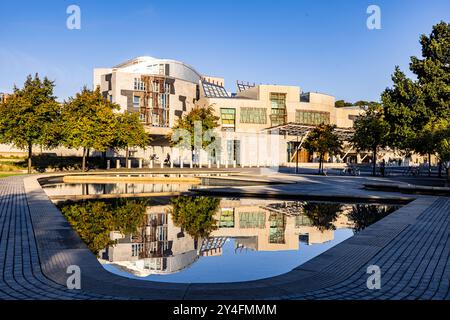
[0,173,24,178]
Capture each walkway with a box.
[0,174,448,300]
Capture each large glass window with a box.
[239,212,266,229]
[219,209,235,228]
[270,93,287,126]
[221,108,236,129]
[240,107,267,124]
[295,110,330,125]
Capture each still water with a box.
[58,196,400,283]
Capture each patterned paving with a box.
[0,175,448,300]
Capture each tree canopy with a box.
[382,21,450,164]
[113,112,150,164]
[0,74,61,173]
[170,196,219,239]
[352,103,390,175]
[61,87,118,171]
[304,124,342,174]
[169,105,220,149]
[60,199,147,254]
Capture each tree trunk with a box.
[27,143,32,174]
[82,147,87,172]
[428,153,431,176]
[318,153,323,174]
[372,146,377,177]
[125,146,129,168]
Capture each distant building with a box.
[94,56,368,166]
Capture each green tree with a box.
[302,202,342,232]
[304,124,343,174]
[0,74,61,173]
[349,204,399,233]
[352,103,390,176]
[61,87,118,171]
[382,22,450,158]
[60,199,147,254]
[169,106,220,165]
[170,196,220,239]
[113,112,150,166]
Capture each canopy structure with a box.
[261,122,354,141]
[261,123,355,173]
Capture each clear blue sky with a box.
[0,0,449,102]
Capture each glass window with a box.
[134,78,146,91]
[219,209,235,228]
[221,108,236,127]
[295,110,330,125]
[239,212,266,229]
[133,96,140,108]
[240,108,267,124]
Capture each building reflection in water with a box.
[98,198,398,277]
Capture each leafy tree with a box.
[303,124,342,174]
[170,196,220,239]
[352,103,390,176]
[61,87,118,171]
[382,22,450,157]
[0,74,61,173]
[113,112,150,166]
[335,100,354,108]
[302,202,342,232]
[349,204,399,233]
[60,199,147,254]
[169,106,220,164]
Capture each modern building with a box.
[94,56,367,166]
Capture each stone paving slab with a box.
[0,174,448,300]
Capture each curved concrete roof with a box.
[114,56,202,84]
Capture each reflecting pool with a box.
[58,196,400,283]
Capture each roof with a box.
[261,122,354,140]
[201,80,230,98]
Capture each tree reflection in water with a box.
[169,196,220,240]
[349,204,400,233]
[59,199,147,254]
[302,202,342,231]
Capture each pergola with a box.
[261,123,355,173]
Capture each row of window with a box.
[133,78,170,93]
[218,210,267,229]
[295,110,330,125]
[220,108,331,126]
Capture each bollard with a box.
[106,160,110,170]
[180,160,184,169]
[190,159,193,169]
[127,159,131,169]
[160,161,164,169]
[138,159,143,169]
[170,160,173,169]
[233,160,236,168]
[208,160,211,169]
[216,160,220,169]
[149,160,153,169]
[225,161,228,169]
[116,159,120,169]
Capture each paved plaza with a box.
[0,172,448,300]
